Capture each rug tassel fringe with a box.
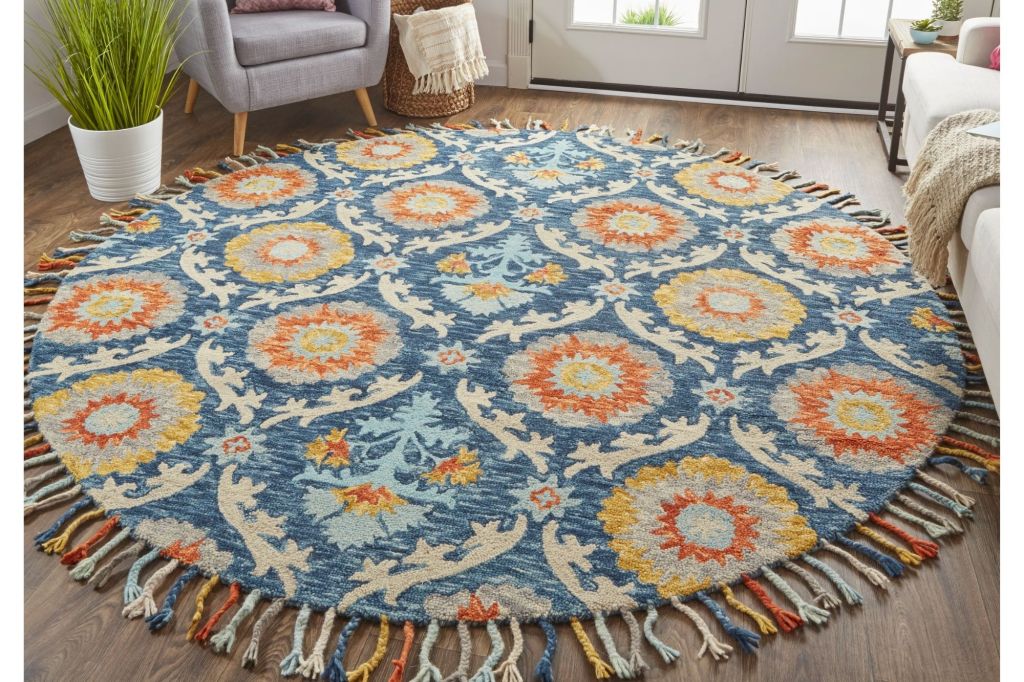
[819,539,891,588]
[195,581,241,644]
[91,540,145,589]
[895,493,964,533]
[242,597,285,669]
[741,574,804,632]
[885,501,953,538]
[123,558,180,619]
[696,592,760,653]
[33,498,92,547]
[760,567,829,625]
[908,482,973,518]
[929,455,989,483]
[347,616,389,682]
[124,547,161,603]
[409,618,443,682]
[324,614,360,682]
[917,470,976,508]
[210,588,262,654]
[834,536,905,578]
[69,527,130,581]
[619,609,649,676]
[868,513,940,559]
[569,617,615,678]
[40,507,104,555]
[642,604,680,663]
[387,620,416,682]
[782,560,841,610]
[24,464,63,493]
[469,620,504,682]
[593,612,633,678]
[24,476,77,515]
[186,574,221,640]
[297,605,336,678]
[279,604,311,676]
[670,596,733,660]
[61,514,120,565]
[718,582,777,634]
[146,566,200,631]
[801,555,863,606]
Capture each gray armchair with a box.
[175,1,390,154]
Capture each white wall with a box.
[24,0,68,143]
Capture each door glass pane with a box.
[573,0,615,24]
[842,0,890,38]
[617,0,663,26]
[659,0,701,30]
[794,0,842,37]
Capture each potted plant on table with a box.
[910,18,943,45]
[27,0,186,202]
[932,0,964,37]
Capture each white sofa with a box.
[902,17,1000,410]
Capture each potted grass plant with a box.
[27,0,186,201]
[932,0,964,37]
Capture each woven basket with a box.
[383,0,476,118]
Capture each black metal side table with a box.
[877,18,958,173]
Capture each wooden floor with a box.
[24,84,999,682]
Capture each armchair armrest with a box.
[957,17,1000,68]
[174,0,250,112]
[336,0,391,83]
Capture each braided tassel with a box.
[718,582,776,635]
[495,617,524,682]
[61,514,120,565]
[410,619,443,682]
[123,547,161,603]
[296,605,336,678]
[534,620,557,682]
[855,523,923,566]
[242,598,285,669]
[324,614,360,682]
[801,555,862,605]
[593,613,632,678]
[186,574,221,640]
[280,604,312,676]
[741,574,803,632]
[469,620,504,682]
[760,567,829,625]
[569,617,614,678]
[835,536,905,577]
[819,539,890,588]
[896,493,963,533]
[210,589,262,654]
[146,566,200,631]
[929,455,989,483]
[669,596,733,660]
[388,620,416,682]
[195,581,242,644]
[90,540,145,589]
[696,592,759,653]
[884,501,953,539]
[445,620,472,682]
[33,498,92,547]
[123,558,180,619]
[782,560,841,609]
[69,528,130,581]
[642,605,679,663]
[917,470,976,508]
[348,616,390,682]
[619,609,649,676]
[40,508,104,555]
[868,513,939,559]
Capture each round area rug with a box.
[27,123,982,679]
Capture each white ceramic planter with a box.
[68,111,163,202]
[938,20,962,37]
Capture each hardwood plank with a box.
[24,83,998,682]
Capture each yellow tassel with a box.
[186,574,220,640]
[855,524,922,566]
[935,446,1000,472]
[24,433,44,447]
[24,286,59,295]
[40,508,104,554]
[569,617,613,680]
[719,582,777,635]
[347,615,389,682]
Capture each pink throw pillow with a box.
[990,45,1000,70]
[232,0,335,12]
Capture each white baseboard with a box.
[24,98,67,144]
[479,59,508,87]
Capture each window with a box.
[794,0,934,40]
[571,0,703,33]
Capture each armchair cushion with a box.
[230,10,367,66]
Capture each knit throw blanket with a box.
[394,4,489,95]
[905,109,1000,286]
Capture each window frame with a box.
[566,0,709,39]
[788,0,905,46]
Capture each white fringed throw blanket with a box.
[394,4,489,95]
[905,109,1000,286]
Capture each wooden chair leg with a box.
[184,79,200,114]
[354,88,377,127]
[233,112,248,156]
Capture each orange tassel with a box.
[60,515,120,565]
[868,513,939,559]
[388,621,416,682]
[194,582,241,643]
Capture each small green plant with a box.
[27,0,187,131]
[620,4,680,27]
[931,0,963,22]
[911,18,943,32]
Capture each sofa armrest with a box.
[957,17,1000,68]
[174,0,250,112]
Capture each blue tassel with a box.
[33,499,92,547]
[323,615,361,682]
[535,619,556,682]
[697,592,759,653]
[928,456,989,484]
[146,566,198,631]
[124,547,161,603]
[836,536,904,577]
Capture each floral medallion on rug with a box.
[24,122,1000,681]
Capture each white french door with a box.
[531,0,747,92]
[531,0,998,103]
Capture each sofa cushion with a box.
[961,208,1000,410]
[231,11,366,66]
[960,185,1001,250]
[903,53,1000,154]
